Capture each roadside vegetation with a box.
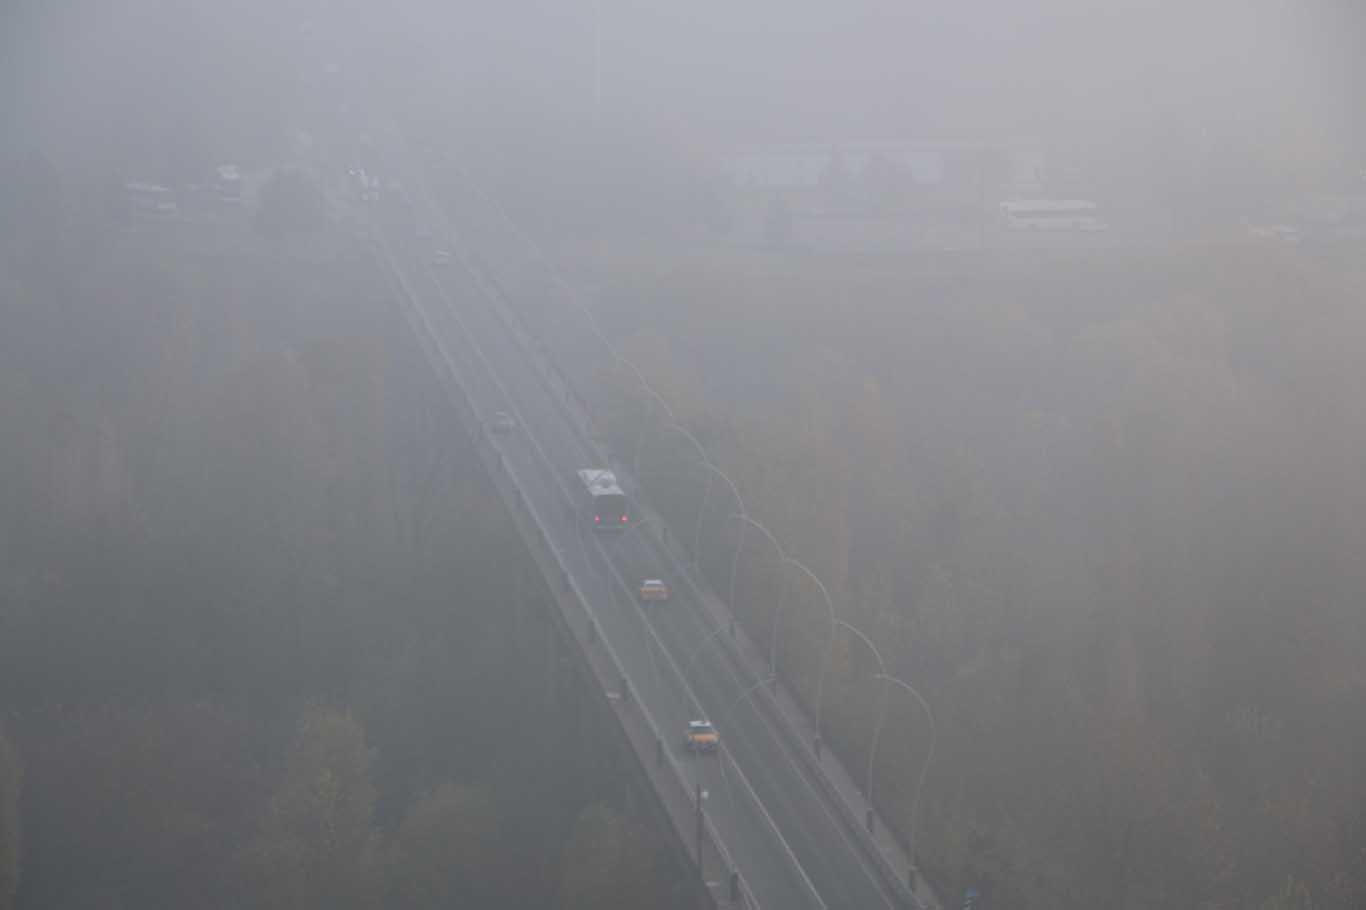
[9,2,1363,906]
[407,45,1366,901]
[561,237,1366,909]
[0,162,680,910]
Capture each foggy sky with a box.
[353,0,1364,150]
[3,0,1361,169]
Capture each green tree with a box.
[15,703,260,908]
[388,784,502,908]
[1261,875,1316,910]
[0,723,20,910]
[554,803,660,910]
[244,707,381,910]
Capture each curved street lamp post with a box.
[783,557,838,739]
[874,673,938,862]
[836,619,889,813]
[692,460,744,576]
[729,514,791,681]
[635,417,745,576]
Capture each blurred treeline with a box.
[0,161,679,910]
[568,239,1366,910]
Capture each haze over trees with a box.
[383,19,1366,906]
[551,239,1366,908]
[3,1,1364,908]
[0,155,682,908]
[0,725,18,910]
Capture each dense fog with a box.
[2,2,1364,909]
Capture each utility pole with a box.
[979,148,989,250]
[695,782,704,880]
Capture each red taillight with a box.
[621,515,629,523]
[594,515,601,524]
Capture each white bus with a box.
[999,199,1107,231]
[577,469,629,531]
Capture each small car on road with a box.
[638,579,671,603]
[684,720,719,754]
[487,411,517,435]
[431,249,452,266]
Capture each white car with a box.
[638,579,671,602]
[431,249,452,266]
[684,720,719,753]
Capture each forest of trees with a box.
[542,238,1366,909]
[7,2,1364,907]
[0,162,682,910]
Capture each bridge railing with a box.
[423,212,930,910]
[371,227,760,909]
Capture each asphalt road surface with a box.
[370,178,904,909]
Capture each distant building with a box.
[347,167,380,203]
[216,165,243,203]
[721,138,1047,209]
[124,181,178,216]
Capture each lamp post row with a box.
[557,228,937,883]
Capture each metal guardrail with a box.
[385,154,920,908]
[626,483,922,910]
[398,209,813,910]
[443,226,927,910]
[479,294,917,908]
[370,227,758,909]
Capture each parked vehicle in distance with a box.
[638,579,671,602]
[684,720,719,753]
[487,411,517,435]
[431,249,452,266]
